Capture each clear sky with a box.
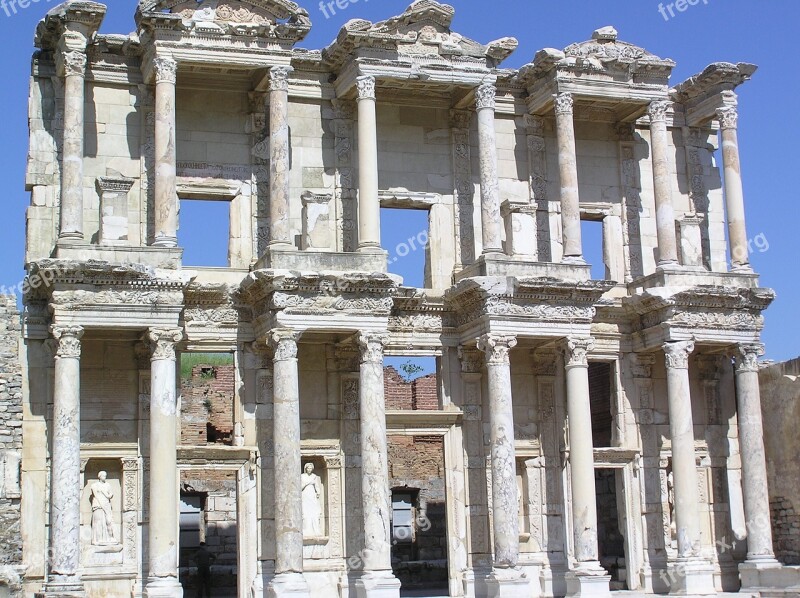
[1,0,798,362]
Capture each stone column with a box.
[560,338,611,597]
[648,101,679,267]
[40,326,84,596]
[57,49,88,241]
[734,344,781,583]
[356,333,401,597]
[717,106,751,271]
[356,76,381,252]
[269,66,293,249]
[267,330,309,597]
[152,56,178,248]
[554,93,583,262]
[475,84,503,255]
[663,341,714,595]
[145,328,184,598]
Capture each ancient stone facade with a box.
[16,1,797,597]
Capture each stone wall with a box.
[759,358,800,565]
[0,296,22,594]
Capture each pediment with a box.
[561,27,675,76]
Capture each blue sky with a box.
[1,0,798,362]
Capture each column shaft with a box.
[153,57,178,248]
[717,107,750,270]
[475,84,503,255]
[58,51,87,241]
[734,344,776,561]
[554,93,583,261]
[477,334,519,569]
[269,67,293,248]
[47,326,84,591]
[356,76,381,251]
[648,101,679,266]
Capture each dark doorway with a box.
[595,468,627,590]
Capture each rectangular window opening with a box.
[589,361,614,448]
[380,207,430,289]
[179,199,231,267]
[383,356,439,411]
[581,217,607,281]
[179,352,236,446]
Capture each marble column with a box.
[560,338,611,597]
[648,101,679,267]
[554,93,583,262]
[734,344,781,583]
[356,332,401,597]
[475,84,503,255]
[267,330,309,597]
[152,56,178,248]
[717,106,751,271]
[41,326,84,596]
[356,76,381,252]
[663,341,715,595]
[269,66,293,249]
[145,328,184,598]
[57,49,88,241]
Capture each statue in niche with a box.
[301,463,323,537]
[90,471,117,545]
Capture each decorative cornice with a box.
[477,333,517,366]
[560,337,594,369]
[475,83,496,111]
[269,65,293,92]
[716,106,738,130]
[648,100,670,124]
[268,329,300,361]
[663,340,695,370]
[51,325,84,359]
[735,343,764,374]
[554,92,574,116]
[153,55,177,84]
[358,332,387,365]
[356,75,376,101]
[147,328,184,362]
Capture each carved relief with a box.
[663,340,695,370]
[554,92,574,115]
[477,333,517,366]
[474,84,496,111]
[356,75,376,100]
[716,106,738,130]
[560,337,595,368]
[153,56,178,84]
[51,325,84,359]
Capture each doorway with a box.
[595,468,627,590]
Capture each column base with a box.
[152,236,178,249]
[565,564,612,597]
[667,558,716,596]
[355,571,401,598]
[486,567,530,597]
[562,255,587,265]
[267,572,310,597]
[35,576,84,598]
[144,577,183,598]
[740,557,789,590]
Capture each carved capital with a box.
[357,332,388,364]
[663,340,695,370]
[356,75,376,101]
[716,106,738,130]
[458,346,483,374]
[648,100,670,124]
[450,109,471,130]
[153,56,177,84]
[59,50,87,78]
[477,334,517,366]
[524,114,545,136]
[268,329,301,362]
[50,325,84,359]
[735,343,764,373]
[269,66,293,92]
[560,337,594,369]
[475,83,497,111]
[631,354,656,378]
[146,328,184,362]
[553,92,574,116]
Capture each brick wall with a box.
[0,296,22,595]
[384,367,438,411]
[180,365,235,445]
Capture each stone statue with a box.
[90,471,116,545]
[301,463,323,537]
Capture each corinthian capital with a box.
[357,332,388,364]
[153,56,178,84]
[716,106,738,130]
[663,340,695,370]
[269,66,293,92]
[58,50,87,78]
[51,325,84,359]
[648,100,670,124]
[475,83,497,111]
[560,337,594,368]
[356,75,376,101]
[734,343,764,373]
[147,328,184,362]
[553,92,574,116]
[477,334,517,366]
[268,329,301,362]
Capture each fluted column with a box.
[717,106,751,271]
[153,56,178,248]
[554,93,583,262]
[356,76,381,252]
[648,101,679,267]
[734,344,778,565]
[267,330,310,596]
[356,332,401,597]
[269,66,293,249]
[41,326,84,596]
[475,84,503,255]
[145,328,184,598]
[663,340,715,595]
[57,49,88,241]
